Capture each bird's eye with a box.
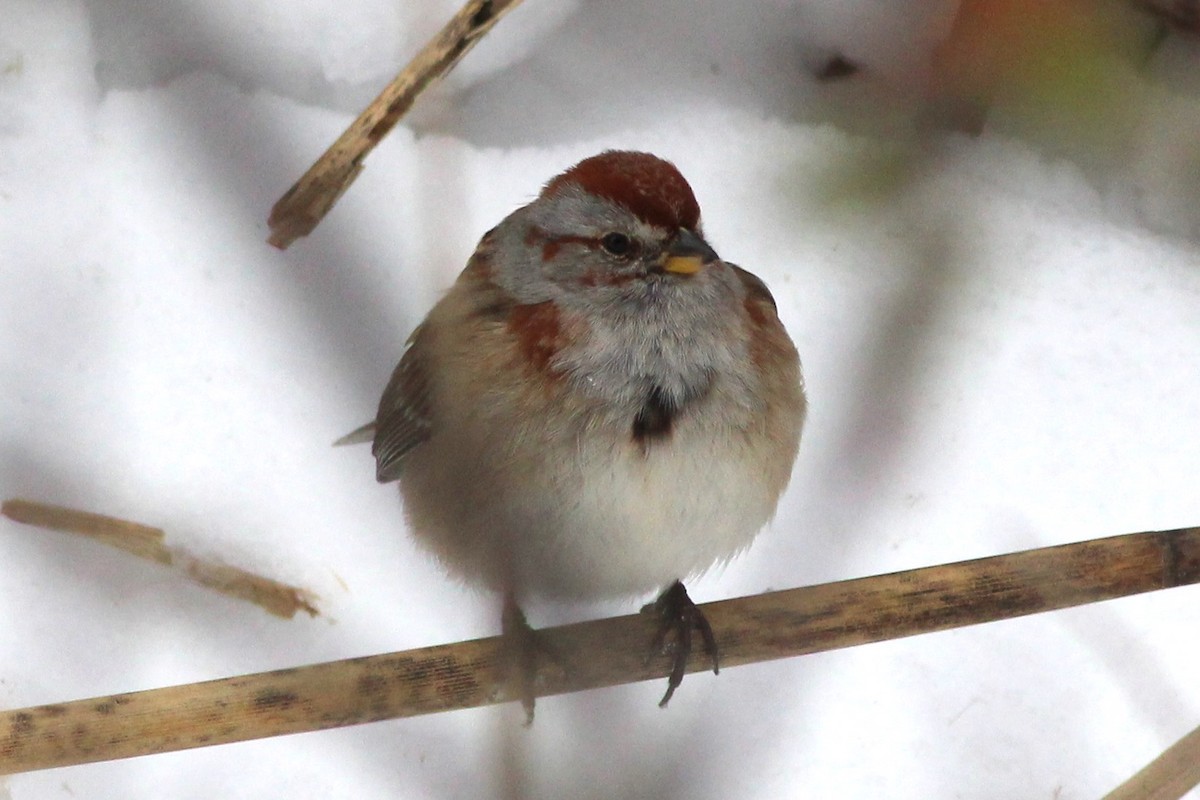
[600,232,634,257]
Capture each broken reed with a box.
[2,525,1198,774]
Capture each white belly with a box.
[399,410,783,602]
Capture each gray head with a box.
[489,151,734,311]
[479,151,759,416]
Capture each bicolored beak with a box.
[660,229,719,275]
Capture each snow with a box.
[2,1,1200,797]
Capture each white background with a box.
[3,1,1200,797]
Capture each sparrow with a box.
[341,150,805,716]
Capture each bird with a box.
[340,150,805,718]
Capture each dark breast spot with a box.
[632,386,675,444]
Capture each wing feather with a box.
[371,326,433,482]
[730,263,778,312]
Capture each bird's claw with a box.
[644,580,719,707]
[501,597,561,725]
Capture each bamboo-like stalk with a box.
[267,0,526,249]
[1104,722,1200,800]
[1,500,318,620]
[2,525,1198,775]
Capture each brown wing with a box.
[372,325,433,483]
[730,263,778,312]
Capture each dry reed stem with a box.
[2,525,1198,775]
[1,499,318,620]
[1103,722,1200,800]
[267,0,526,248]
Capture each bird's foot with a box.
[500,596,560,725]
[643,580,719,707]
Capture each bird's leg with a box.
[500,594,558,725]
[644,580,719,707]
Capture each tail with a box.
[332,421,375,447]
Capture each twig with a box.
[1,499,319,620]
[1103,722,1200,800]
[1,525,1198,775]
[267,0,526,249]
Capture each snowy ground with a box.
[3,1,1200,797]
